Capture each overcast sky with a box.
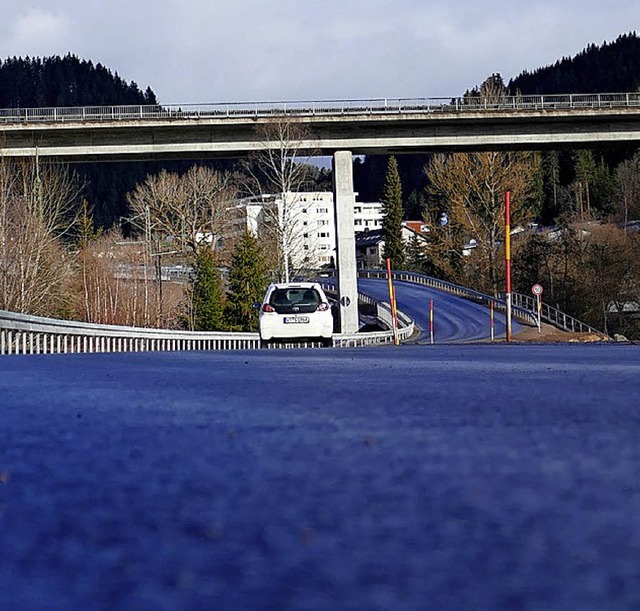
[0,1,638,104]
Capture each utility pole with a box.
[505,191,512,343]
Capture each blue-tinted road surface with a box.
[1,344,639,610]
[358,278,522,342]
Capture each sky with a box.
[0,1,638,105]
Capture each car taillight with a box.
[316,303,329,311]
[262,304,275,312]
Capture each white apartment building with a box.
[354,202,384,232]
[242,192,383,269]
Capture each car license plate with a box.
[284,316,310,324]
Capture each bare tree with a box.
[74,223,183,328]
[424,75,541,293]
[576,224,639,334]
[242,119,318,282]
[127,165,238,255]
[615,152,640,226]
[426,150,539,293]
[18,156,83,238]
[0,158,81,315]
[513,219,640,336]
[126,165,238,325]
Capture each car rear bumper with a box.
[259,313,333,341]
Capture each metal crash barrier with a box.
[0,288,414,355]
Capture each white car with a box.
[257,282,334,345]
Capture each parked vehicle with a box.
[256,282,333,346]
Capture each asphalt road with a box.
[358,278,522,342]
[1,343,639,610]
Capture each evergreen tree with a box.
[77,200,103,247]
[573,150,598,218]
[185,248,226,331]
[406,232,428,272]
[225,231,270,331]
[0,54,165,229]
[509,33,640,95]
[538,151,562,224]
[381,156,405,269]
[406,188,427,220]
[0,54,157,108]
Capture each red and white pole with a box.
[490,300,495,342]
[392,285,399,332]
[505,191,512,343]
[386,258,399,346]
[430,298,434,345]
[537,293,542,333]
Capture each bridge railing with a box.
[0,309,261,355]
[2,92,640,124]
[355,268,605,335]
[0,286,415,355]
[356,269,540,326]
[504,292,604,335]
[319,284,415,343]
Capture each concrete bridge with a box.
[3,92,639,334]
[1,92,640,160]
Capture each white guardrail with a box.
[357,269,537,327]
[0,290,415,355]
[506,292,603,334]
[1,93,639,124]
[358,269,605,334]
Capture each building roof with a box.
[403,220,430,234]
[355,229,384,247]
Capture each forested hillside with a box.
[0,54,156,107]
[509,32,640,94]
[0,55,167,227]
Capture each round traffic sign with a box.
[532,284,543,296]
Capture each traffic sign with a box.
[532,284,543,296]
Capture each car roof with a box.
[269,282,320,290]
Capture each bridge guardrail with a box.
[2,92,640,124]
[503,292,605,335]
[320,285,415,342]
[354,268,605,335]
[0,284,415,354]
[355,269,540,327]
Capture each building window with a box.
[317,208,329,214]
[318,220,329,226]
[318,232,329,238]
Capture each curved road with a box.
[358,278,522,342]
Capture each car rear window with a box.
[269,288,321,313]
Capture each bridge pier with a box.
[332,151,359,333]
